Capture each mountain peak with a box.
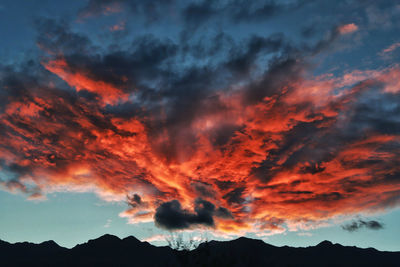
[236,236,255,241]
[73,234,121,249]
[89,234,121,244]
[92,234,120,243]
[234,236,271,246]
[317,240,334,247]
[39,240,60,248]
[122,235,142,244]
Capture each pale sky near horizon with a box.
[1,190,400,251]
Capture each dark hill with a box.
[0,235,399,266]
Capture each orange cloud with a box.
[43,58,129,105]
[1,59,400,235]
[338,23,358,34]
[109,21,126,32]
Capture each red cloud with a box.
[338,23,358,34]
[1,56,400,235]
[43,58,129,105]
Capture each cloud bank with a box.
[1,0,400,235]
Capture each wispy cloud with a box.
[104,219,112,228]
[380,42,400,57]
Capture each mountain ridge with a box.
[0,234,399,266]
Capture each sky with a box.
[0,0,400,251]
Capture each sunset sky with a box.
[1,0,400,251]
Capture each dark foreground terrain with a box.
[1,234,399,266]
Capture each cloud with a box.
[1,4,400,237]
[43,58,129,105]
[104,219,112,228]
[337,23,359,35]
[380,42,400,56]
[77,0,125,18]
[191,181,216,198]
[78,0,310,26]
[127,194,149,209]
[154,199,232,230]
[342,219,384,232]
[181,0,314,29]
[109,21,126,32]
[78,0,175,23]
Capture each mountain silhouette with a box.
[0,234,399,266]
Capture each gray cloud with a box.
[342,219,384,232]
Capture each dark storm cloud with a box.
[78,0,175,23]
[35,18,92,55]
[223,33,287,78]
[223,187,246,204]
[26,18,306,168]
[215,207,234,219]
[78,0,312,26]
[250,119,333,183]
[214,180,236,190]
[191,181,216,198]
[342,219,384,232]
[154,198,231,230]
[241,55,305,105]
[37,19,178,95]
[35,18,291,111]
[64,34,178,91]
[34,18,308,129]
[127,194,146,208]
[182,0,313,27]
[299,162,326,174]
